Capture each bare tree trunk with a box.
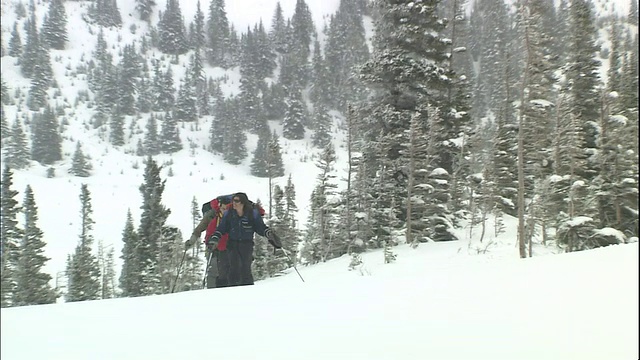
[346,105,355,253]
[406,113,417,245]
[517,1,531,259]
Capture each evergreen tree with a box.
[268,131,285,178]
[630,0,639,26]
[41,0,68,50]
[14,186,56,306]
[222,98,247,165]
[144,114,160,156]
[269,2,288,54]
[118,44,142,116]
[20,14,39,78]
[324,0,370,110]
[119,209,139,297]
[69,142,92,177]
[311,102,332,148]
[4,117,31,170]
[250,129,272,177]
[88,0,122,27]
[137,157,171,295]
[0,104,7,147]
[309,39,332,108]
[8,22,22,57]
[135,0,157,22]
[190,1,206,49]
[66,185,101,302]
[1,166,22,307]
[282,90,306,140]
[290,0,315,64]
[174,78,198,122]
[31,107,62,165]
[207,0,230,67]
[160,111,183,153]
[567,0,602,181]
[154,65,175,112]
[137,76,154,113]
[210,97,228,154]
[1,82,9,106]
[158,0,189,55]
[109,108,125,146]
[607,21,623,94]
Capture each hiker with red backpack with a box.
[186,194,233,288]
[186,192,281,287]
[207,192,282,286]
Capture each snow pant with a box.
[226,240,254,286]
[205,249,231,289]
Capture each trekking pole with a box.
[202,250,215,289]
[171,248,188,293]
[280,248,305,283]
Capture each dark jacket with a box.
[213,207,268,242]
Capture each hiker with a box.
[186,194,233,288]
[207,192,282,286]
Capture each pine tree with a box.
[14,185,56,306]
[4,117,30,170]
[119,209,139,297]
[27,45,53,111]
[282,90,306,140]
[269,2,288,54]
[144,114,160,156]
[207,0,230,67]
[311,102,332,148]
[290,0,315,64]
[154,66,175,112]
[41,0,68,50]
[20,14,39,78]
[210,97,228,154]
[31,107,62,165]
[8,22,22,57]
[567,0,602,181]
[137,157,171,295]
[66,185,101,302]
[222,98,247,165]
[109,108,125,146]
[135,0,157,22]
[1,166,22,307]
[174,78,198,122]
[309,39,332,108]
[160,111,182,153]
[251,129,272,177]
[89,0,122,28]
[268,131,285,178]
[0,104,7,148]
[158,0,189,55]
[118,44,141,116]
[69,142,92,177]
[190,1,206,49]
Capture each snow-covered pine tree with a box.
[250,129,272,177]
[135,0,156,22]
[66,184,101,302]
[160,111,182,153]
[4,117,30,170]
[119,209,139,297]
[144,114,160,156]
[207,0,230,67]
[1,165,22,307]
[311,102,332,148]
[137,157,171,295]
[14,185,57,306]
[41,0,68,50]
[8,22,22,57]
[282,89,306,140]
[70,142,92,177]
[31,106,62,165]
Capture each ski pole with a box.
[202,250,215,289]
[171,248,188,293]
[280,248,305,283]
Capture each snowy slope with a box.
[1,241,638,360]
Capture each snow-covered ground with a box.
[2,240,638,360]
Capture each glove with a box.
[265,228,282,249]
[206,235,219,251]
[185,234,199,249]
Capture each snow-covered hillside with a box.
[0,0,345,284]
[1,240,638,360]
